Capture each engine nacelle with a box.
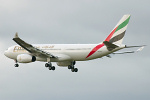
[17,54,36,63]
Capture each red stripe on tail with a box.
[105,26,118,41]
[86,26,118,59]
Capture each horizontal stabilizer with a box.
[125,45,146,48]
[136,46,145,52]
[113,46,145,54]
[103,41,118,51]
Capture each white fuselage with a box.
[4,43,124,62]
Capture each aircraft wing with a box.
[13,33,57,58]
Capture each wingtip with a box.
[15,32,19,38]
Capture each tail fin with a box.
[105,14,131,45]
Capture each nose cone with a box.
[4,47,15,59]
[4,50,9,57]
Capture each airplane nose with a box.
[4,50,8,57]
[4,48,13,59]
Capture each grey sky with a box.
[0,0,150,100]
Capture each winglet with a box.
[15,32,19,38]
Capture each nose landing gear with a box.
[14,63,19,67]
[14,60,19,67]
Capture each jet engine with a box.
[17,54,36,63]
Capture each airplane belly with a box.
[64,51,89,61]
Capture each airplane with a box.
[4,14,145,72]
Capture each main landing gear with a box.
[45,62,55,71]
[68,65,78,72]
[68,61,78,72]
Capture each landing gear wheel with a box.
[45,63,49,67]
[49,67,52,70]
[74,68,78,72]
[68,65,72,69]
[71,68,78,72]
[15,64,19,67]
[71,68,75,72]
[51,66,55,70]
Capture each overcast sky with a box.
[0,0,150,100]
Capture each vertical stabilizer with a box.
[105,15,131,44]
